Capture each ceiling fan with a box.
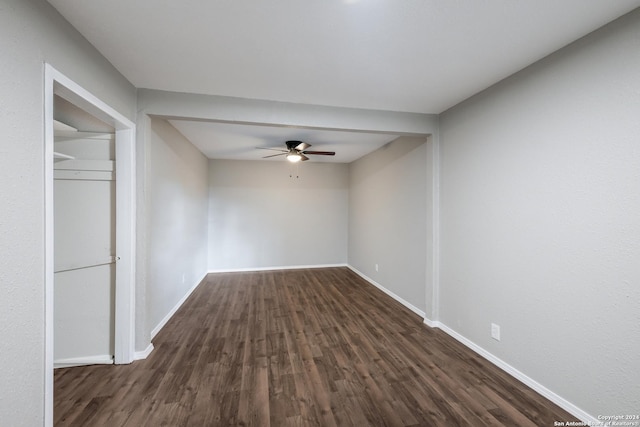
[257,140,335,162]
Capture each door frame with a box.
[44,64,136,425]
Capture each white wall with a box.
[439,9,640,417]
[147,119,209,336]
[208,160,348,270]
[348,137,431,315]
[0,0,136,424]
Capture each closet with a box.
[53,119,116,368]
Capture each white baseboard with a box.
[424,319,597,424]
[150,272,207,340]
[134,343,154,361]
[339,266,598,424]
[54,354,113,369]
[208,263,348,274]
[347,265,426,318]
[422,317,440,329]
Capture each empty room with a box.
[1,0,639,426]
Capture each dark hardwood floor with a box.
[54,267,578,426]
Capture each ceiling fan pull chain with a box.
[289,163,300,179]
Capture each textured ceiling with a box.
[47,0,640,161]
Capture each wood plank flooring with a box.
[54,267,578,426]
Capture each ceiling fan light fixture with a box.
[287,153,302,163]
[259,141,335,162]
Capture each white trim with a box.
[113,126,136,364]
[423,319,597,424]
[134,343,155,361]
[347,265,426,318]
[44,65,55,427]
[422,317,441,329]
[54,355,114,369]
[44,64,136,426]
[150,273,208,339]
[47,67,135,130]
[430,132,441,322]
[208,263,348,274]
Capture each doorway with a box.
[53,112,117,367]
[44,64,136,426]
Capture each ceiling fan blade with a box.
[300,154,310,161]
[301,150,335,156]
[286,140,310,151]
[294,142,311,151]
[262,153,287,158]
[256,147,287,152]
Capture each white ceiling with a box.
[47,0,640,162]
[169,120,398,163]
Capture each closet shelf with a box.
[54,159,114,172]
[53,152,76,162]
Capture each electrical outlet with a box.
[491,323,501,341]
[375,264,379,272]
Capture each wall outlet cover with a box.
[491,323,501,341]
